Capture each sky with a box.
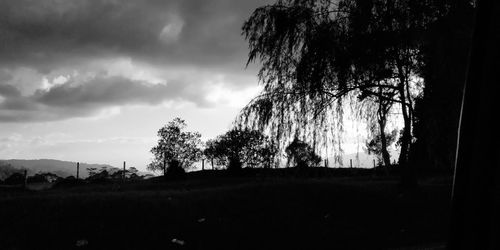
[0,0,387,171]
[0,0,277,171]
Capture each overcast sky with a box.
[0,0,276,169]
[0,0,384,171]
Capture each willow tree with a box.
[238,0,446,185]
[356,85,399,167]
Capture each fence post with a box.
[350,159,353,168]
[123,161,126,180]
[76,162,79,180]
[373,159,376,168]
[202,159,205,171]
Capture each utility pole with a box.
[123,161,126,180]
[76,162,79,180]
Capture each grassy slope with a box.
[0,175,452,250]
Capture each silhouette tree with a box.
[239,0,447,186]
[285,138,321,168]
[203,139,219,169]
[86,167,98,177]
[148,118,202,176]
[27,172,60,183]
[0,162,19,180]
[117,167,142,180]
[4,172,25,185]
[365,129,398,166]
[127,167,139,178]
[356,84,399,167]
[410,1,475,173]
[86,167,110,183]
[205,128,277,170]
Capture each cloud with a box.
[34,76,200,107]
[0,0,271,72]
[0,0,273,123]
[0,83,21,97]
[0,74,216,122]
[159,15,185,44]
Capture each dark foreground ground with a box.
[0,170,452,250]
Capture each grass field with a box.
[0,171,453,249]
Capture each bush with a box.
[27,173,61,184]
[205,128,277,170]
[86,170,111,184]
[164,160,186,181]
[53,176,85,188]
[4,172,25,185]
[285,138,321,168]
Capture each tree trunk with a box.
[413,2,474,173]
[228,157,242,171]
[397,65,417,188]
[377,88,392,168]
[398,103,411,164]
[378,117,392,167]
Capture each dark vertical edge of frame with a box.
[448,0,499,249]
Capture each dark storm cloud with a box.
[0,0,272,122]
[0,0,270,72]
[0,83,21,97]
[34,76,208,107]
[0,76,211,122]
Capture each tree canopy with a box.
[285,138,322,168]
[238,0,448,177]
[148,118,203,174]
[204,128,277,170]
[365,128,398,165]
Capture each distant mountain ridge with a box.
[0,159,117,180]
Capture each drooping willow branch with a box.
[237,0,447,167]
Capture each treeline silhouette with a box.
[146,117,357,180]
[0,166,152,189]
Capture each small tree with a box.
[203,139,219,169]
[127,167,139,177]
[27,172,60,183]
[148,118,202,176]
[205,128,276,170]
[4,172,26,185]
[126,167,142,180]
[365,129,398,166]
[86,167,110,183]
[285,138,321,168]
[86,167,98,177]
